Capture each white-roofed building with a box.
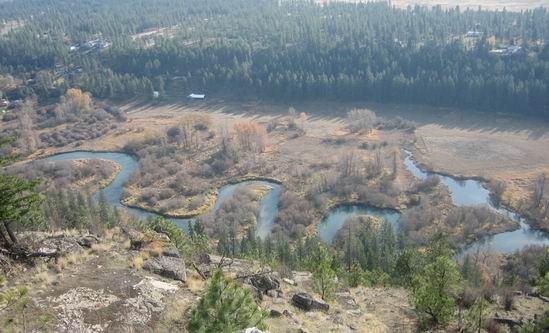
[188,93,205,100]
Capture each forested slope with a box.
[1,0,548,115]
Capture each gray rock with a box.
[283,278,297,286]
[77,235,100,248]
[539,295,549,303]
[199,252,212,264]
[143,257,186,282]
[283,309,302,325]
[243,284,263,302]
[130,239,144,251]
[291,293,329,312]
[162,246,180,258]
[37,236,82,254]
[151,228,171,241]
[270,309,282,317]
[493,313,521,327]
[250,274,280,294]
[236,328,267,333]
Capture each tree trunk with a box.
[0,225,11,248]
[4,221,18,244]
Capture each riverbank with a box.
[406,145,549,237]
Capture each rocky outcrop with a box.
[35,235,83,255]
[143,256,186,282]
[161,246,180,258]
[251,274,280,294]
[494,312,522,326]
[291,293,329,312]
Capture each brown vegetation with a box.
[7,158,119,193]
[2,89,127,154]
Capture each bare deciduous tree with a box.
[54,88,93,121]
[17,99,37,154]
[531,174,547,208]
[347,109,377,134]
[233,121,267,153]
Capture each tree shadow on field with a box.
[120,98,549,140]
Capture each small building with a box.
[0,99,9,108]
[466,31,482,38]
[188,93,205,100]
[490,45,526,58]
[153,91,160,99]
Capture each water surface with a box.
[319,205,400,244]
[46,151,281,237]
[403,150,549,255]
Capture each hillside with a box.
[1,228,547,332]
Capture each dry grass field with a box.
[22,98,549,222]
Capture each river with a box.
[46,151,281,238]
[404,151,549,255]
[45,150,549,253]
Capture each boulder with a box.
[161,246,180,258]
[236,328,267,333]
[243,284,263,302]
[37,236,82,254]
[130,239,144,251]
[270,309,282,318]
[539,295,549,303]
[493,312,521,327]
[283,309,302,325]
[291,293,329,312]
[77,235,101,248]
[283,278,297,286]
[198,253,212,264]
[143,257,186,282]
[250,274,280,294]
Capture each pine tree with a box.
[465,298,489,333]
[309,243,337,301]
[412,242,462,328]
[187,269,267,333]
[0,138,41,253]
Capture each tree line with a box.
[0,1,548,115]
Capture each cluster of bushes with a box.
[274,148,399,237]
[8,159,116,192]
[123,116,270,214]
[400,201,515,248]
[39,110,120,147]
[523,174,549,231]
[209,187,261,237]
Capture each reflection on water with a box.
[319,205,400,245]
[46,151,281,238]
[44,150,549,252]
[403,150,549,255]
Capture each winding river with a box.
[46,151,281,238]
[318,205,400,245]
[45,150,549,253]
[404,151,549,255]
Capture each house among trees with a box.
[465,31,482,38]
[490,45,526,58]
[188,93,206,100]
[0,98,9,108]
